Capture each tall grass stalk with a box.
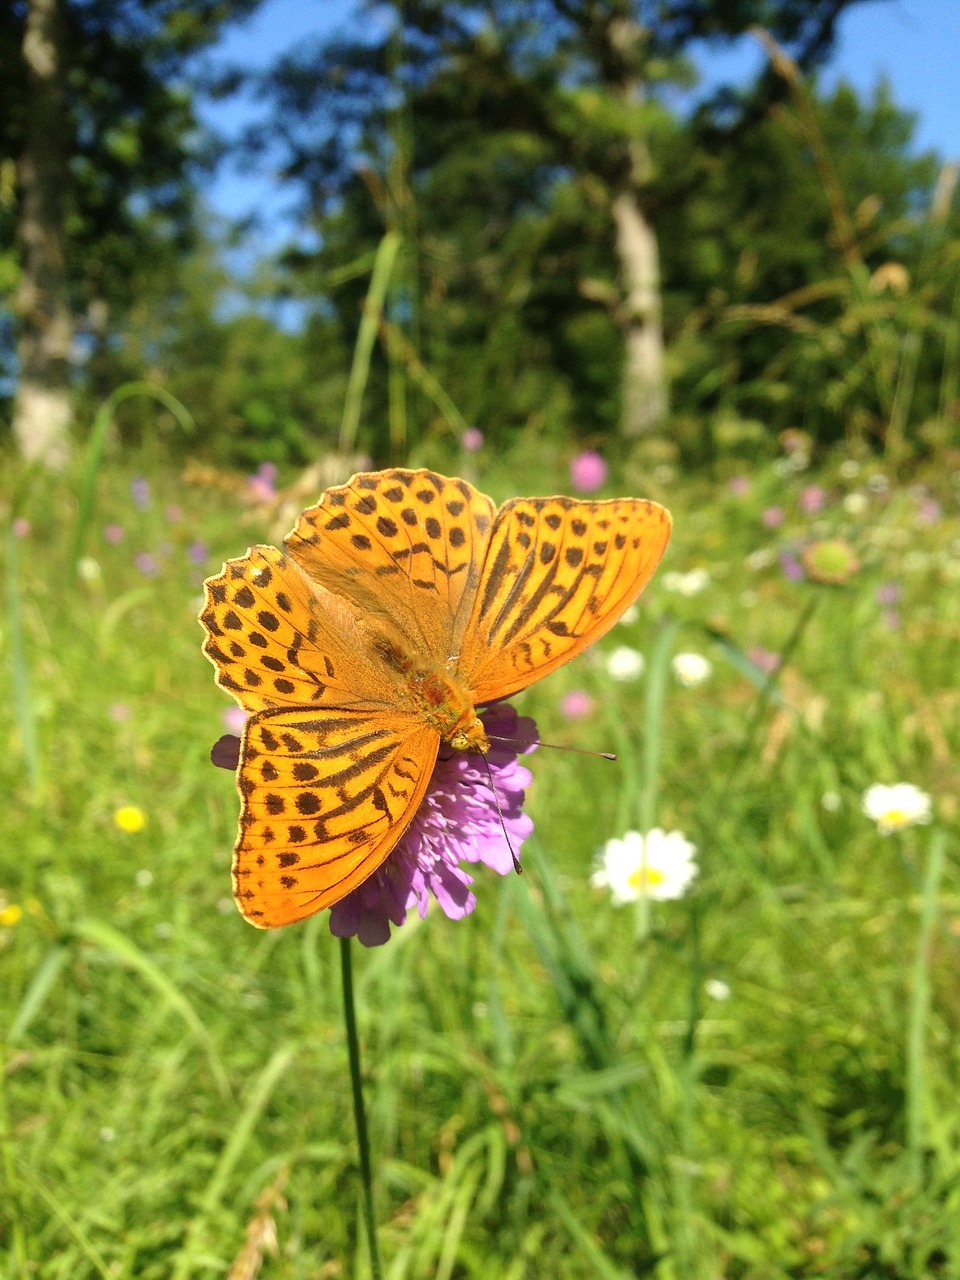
[70,382,194,580]
[637,619,678,942]
[338,231,402,455]
[340,937,384,1280]
[6,520,43,801]
[906,831,947,1183]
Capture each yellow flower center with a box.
[882,808,910,830]
[629,865,664,891]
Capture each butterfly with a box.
[200,468,671,928]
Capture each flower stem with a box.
[339,936,384,1280]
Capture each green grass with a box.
[1,444,959,1278]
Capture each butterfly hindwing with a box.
[233,707,440,928]
[460,495,671,703]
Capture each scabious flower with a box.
[104,524,125,544]
[591,829,697,904]
[131,478,151,511]
[672,652,712,687]
[248,462,279,503]
[135,552,160,578]
[12,517,30,539]
[875,582,901,607]
[862,784,932,835]
[762,506,784,529]
[188,540,209,567]
[779,549,805,582]
[560,689,595,720]
[727,476,750,497]
[223,706,249,735]
[114,805,147,834]
[799,485,826,515]
[748,646,781,676]
[569,450,607,494]
[802,538,859,586]
[605,646,645,681]
[329,704,537,946]
[462,427,484,453]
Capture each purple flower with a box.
[12,517,30,539]
[223,706,248,735]
[762,507,784,529]
[882,610,901,630]
[248,462,278,503]
[570,451,607,494]
[918,499,941,526]
[462,428,484,453]
[748,647,781,676]
[131,478,151,511]
[103,524,125,545]
[188,540,209,566]
[875,582,901,607]
[779,549,805,582]
[329,703,537,947]
[560,689,594,721]
[135,552,160,577]
[728,476,750,497]
[799,486,826,515]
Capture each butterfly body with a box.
[201,467,671,928]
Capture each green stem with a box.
[906,831,946,1183]
[340,937,384,1280]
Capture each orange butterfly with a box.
[200,468,671,928]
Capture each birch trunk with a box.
[613,188,666,436]
[13,0,73,469]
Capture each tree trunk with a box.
[13,0,73,469]
[607,15,667,438]
[612,189,667,436]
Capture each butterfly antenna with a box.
[477,748,523,875]
[485,733,617,762]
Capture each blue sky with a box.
[198,0,960,240]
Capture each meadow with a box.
[2,432,959,1279]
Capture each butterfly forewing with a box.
[284,469,497,665]
[460,496,671,703]
[233,707,440,928]
[200,546,400,712]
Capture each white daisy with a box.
[861,783,932,835]
[591,829,698,904]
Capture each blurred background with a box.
[2,1,959,1276]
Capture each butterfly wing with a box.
[200,545,399,712]
[233,706,440,927]
[284,468,497,665]
[460,495,671,703]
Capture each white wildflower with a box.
[843,492,868,515]
[672,652,712,688]
[605,646,645,681]
[704,979,731,1001]
[861,783,932,835]
[662,567,710,597]
[591,829,698,904]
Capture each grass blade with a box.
[73,917,230,1098]
[339,231,402,453]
